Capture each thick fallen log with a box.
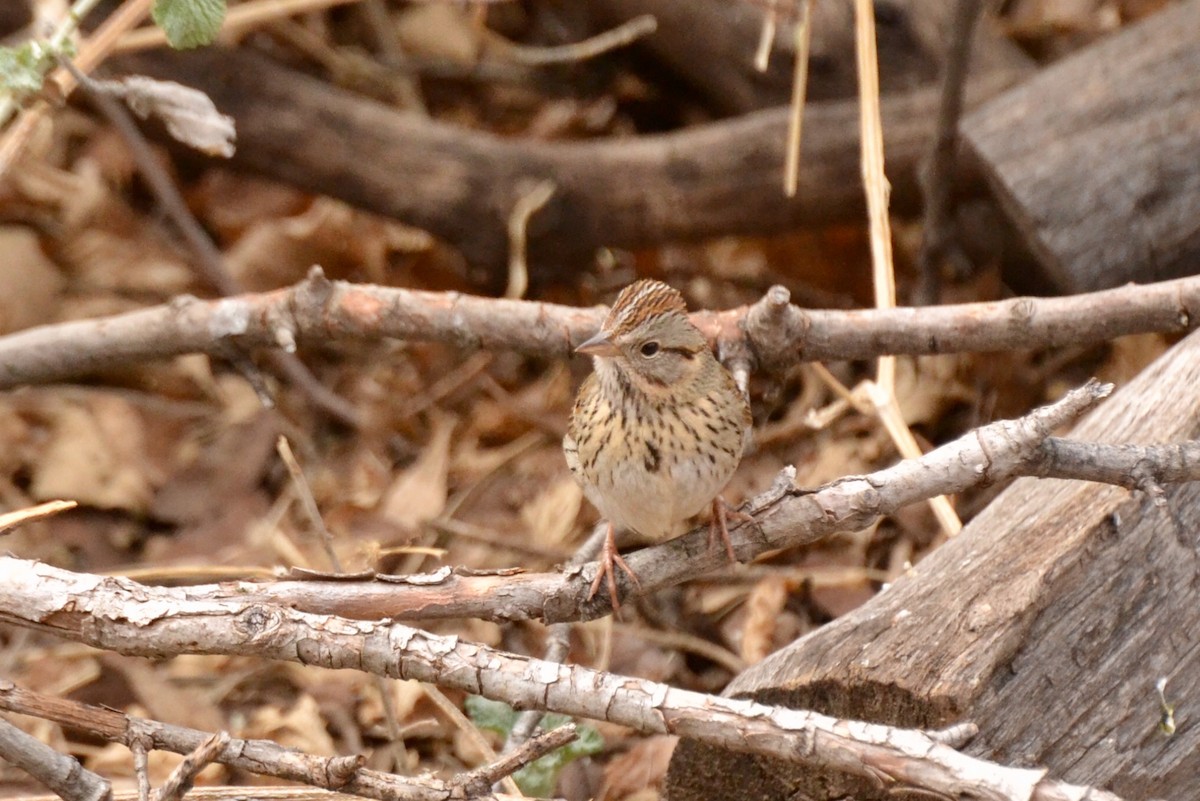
[590,0,1031,113]
[667,327,1200,799]
[110,48,1020,284]
[962,0,1200,293]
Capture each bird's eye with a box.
[640,341,660,357]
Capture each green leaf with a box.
[464,695,518,734]
[152,0,227,49]
[464,697,604,797]
[0,43,53,99]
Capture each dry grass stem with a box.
[506,180,556,300]
[0,500,77,533]
[499,14,658,66]
[784,0,815,197]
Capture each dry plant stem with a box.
[0,564,1124,799]
[0,0,154,178]
[916,0,984,305]
[61,59,361,428]
[0,383,1148,628]
[277,435,343,571]
[18,791,414,801]
[783,0,814,197]
[0,499,77,533]
[452,725,577,797]
[852,0,947,544]
[157,731,230,801]
[495,14,658,66]
[505,180,556,300]
[0,0,107,128]
[4,272,1200,390]
[131,740,151,801]
[0,681,534,801]
[279,436,409,771]
[501,524,606,753]
[0,715,111,801]
[422,685,522,797]
[117,0,368,52]
[753,1,778,71]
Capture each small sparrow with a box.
[563,279,752,610]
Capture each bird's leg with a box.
[709,497,754,563]
[588,522,641,614]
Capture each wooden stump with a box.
[962,1,1200,293]
[667,330,1200,800]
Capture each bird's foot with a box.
[588,525,642,614]
[709,497,754,563]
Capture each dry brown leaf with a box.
[520,476,583,549]
[61,227,194,295]
[30,396,157,513]
[101,654,225,733]
[1096,333,1169,387]
[893,355,974,428]
[600,735,677,801]
[103,76,236,158]
[381,413,454,529]
[740,574,790,664]
[9,158,111,232]
[394,3,482,64]
[241,693,337,756]
[151,411,279,526]
[224,197,431,290]
[0,226,65,335]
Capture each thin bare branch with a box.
[0,716,111,801]
[0,680,529,801]
[451,725,577,797]
[916,0,986,304]
[156,732,230,801]
[2,271,1199,390]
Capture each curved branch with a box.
[108,48,1019,277]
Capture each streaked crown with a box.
[603,279,689,336]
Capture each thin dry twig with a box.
[452,725,576,797]
[496,14,658,66]
[156,732,230,801]
[422,685,523,797]
[754,5,778,71]
[0,0,155,178]
[0,500,77,534]
[916,0,986,305]
[505,180,556,300]
[277,435,343,572]
[60,59,361,427]
[0,716,111,801]
[829,0,961,536]
[783,0,814,197]
[0,680,531,801]
[131,739,151,801]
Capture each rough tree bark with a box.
[962,0,1200,293]
[667,328,1200,800]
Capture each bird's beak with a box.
[575,331,620,357]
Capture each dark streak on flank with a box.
[645,441,661,473]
